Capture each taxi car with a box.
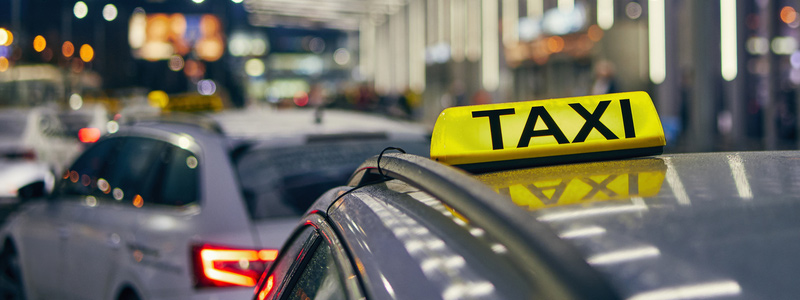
[255,92,798,300]
[0,108,429,300]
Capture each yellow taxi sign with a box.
[431,91,665,172]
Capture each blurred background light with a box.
[169,55,185,71]
[74,1,88,19]
[0,57,8,72]
[781,6,797,24]
[649,0,666,84]
[597,0,614,30]
[33,35,46,52]
[0,29,8,46]
[128,8,147,49]
[62,41,75,57]
[747,36,769,55]
[103,4,118,21]
[333,48,351,65]
[0,29,12,47]
[197,79,217,95]
[193,0,204,3]
[721,0,738,81]
[772,36,797,55]
[80,44,94,62]
[626,2,642,19]
[244,58,265,77]
[69,93,83,110]
[148,90,169,108]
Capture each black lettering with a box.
[525,180,569,205]
[473,108,515,150]
[629,173,639,195]
[569,101,618,143]
[517,106,569,148]
[620,99,636,138]
[580,175,619,200]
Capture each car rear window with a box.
[235,139,429,220]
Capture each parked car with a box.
[0,108,430,300]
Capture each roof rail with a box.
[348,153,620,300]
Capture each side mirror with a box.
[18,181,47,201]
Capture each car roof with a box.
[209,107,431,139]
[340,150,800,300]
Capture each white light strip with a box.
[482,0,499,91]
[359,20,375,80]
[537,204,647,222]
[627,281,742,300]
[527,0,542,17]
[588,246,660,265]
[451,0,466,62]
[392,9,408,94]
[664,158,691,205]
[597,0,614,30]
[558,0,574,13]
[726,154,753,200]
[559,226,607,239]
[466,0,482,61]
[410,0,426,92]
[720,0,738,81]
[648,0,666,84]
[502,0,519,46]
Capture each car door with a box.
[256,214,363,300]
[14,137,119,298]
[60,136,166,300]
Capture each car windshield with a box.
[235,139,429,220]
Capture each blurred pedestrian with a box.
[590,60,619,95]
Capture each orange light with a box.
[588,25,604,42]
[0,29,7,46]
[257,275,274,300]
[62,41,75,57]
[0,57,8,72]
[781,6,797,24]
[33,35,46,52]
[69,171,80,183]
[258,249,278,261]
[547,36,565,53]
[133,194,144,208]
[78,127,101,143]
[80,44,94,62]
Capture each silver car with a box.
[0,108,430,300]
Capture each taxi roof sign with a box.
[431,91,666,172]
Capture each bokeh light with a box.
[547,36,565,53]
[293,91,309,107]
[781,6,797,24]
[103,4,118,21]
[148,90,169,108]
[69,93,83,110]
[0,57,8,72]
[244,58,265,77]
[80,44,94,62]
[197,79,217,95]
[1,29,12,47]
[33,35,46,52]
[74,1,88,19]
[333,48,351,65]
[0,29,8,46]
[62,41,75,57]
[168,55,185,71]
[625,2,642,19]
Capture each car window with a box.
[150,144,199,206]
[100,137,165,203]
[56,138,120,197]
[235,140,429,220]
[283,239,346,300]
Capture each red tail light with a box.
[78,127,101,143]
[191,244,278,288]
[256,275,275,300]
